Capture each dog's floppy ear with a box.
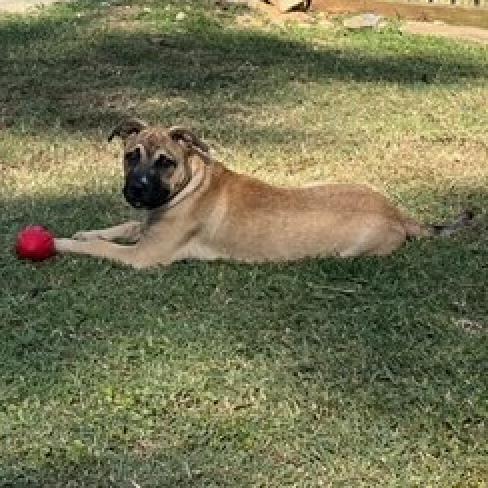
[168,126,210,154]
[108,118,148,142]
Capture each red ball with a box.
[16,225,56,261]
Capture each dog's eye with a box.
[154,154,176,169]
[126,148,140,166]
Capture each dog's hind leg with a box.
[338,218,407,258]
[366,225,407,256]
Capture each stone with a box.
[343,13,383,30]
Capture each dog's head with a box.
[108,118,210,210]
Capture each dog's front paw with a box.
[72,230,102,241]
[55,238,79,252]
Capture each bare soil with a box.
[248,0,488,44]
[0,0,65,13]
[402,20,488,44]
[312,0,488,29]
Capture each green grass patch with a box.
[1,1,487,486]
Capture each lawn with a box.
[0,1,487,486]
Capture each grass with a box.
[0,0,487,486]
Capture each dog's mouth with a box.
[123,182,171,210]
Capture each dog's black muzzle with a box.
[123,170,170,210]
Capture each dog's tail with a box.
[403,209,475,239]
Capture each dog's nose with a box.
[138,175,149,187]
[130,175,150,194]
[134,175,149,189]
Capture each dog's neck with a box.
[155,155,208,215]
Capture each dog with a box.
[54,118,473,268]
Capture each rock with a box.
[343,13,383,30]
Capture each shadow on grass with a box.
[1,3,487,483]
[2,188,486,385]
[1,0,487,136]
[1,190,487,485]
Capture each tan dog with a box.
[55,119,473,268]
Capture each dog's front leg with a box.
[54,238,171,269]
[72,221,142,243]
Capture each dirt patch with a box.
[311,0,488,29]
[240,0,335,28]
[402,20,488,44]
[244,0,488,44]
[0,0,67,13]
[248,0,315,23]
